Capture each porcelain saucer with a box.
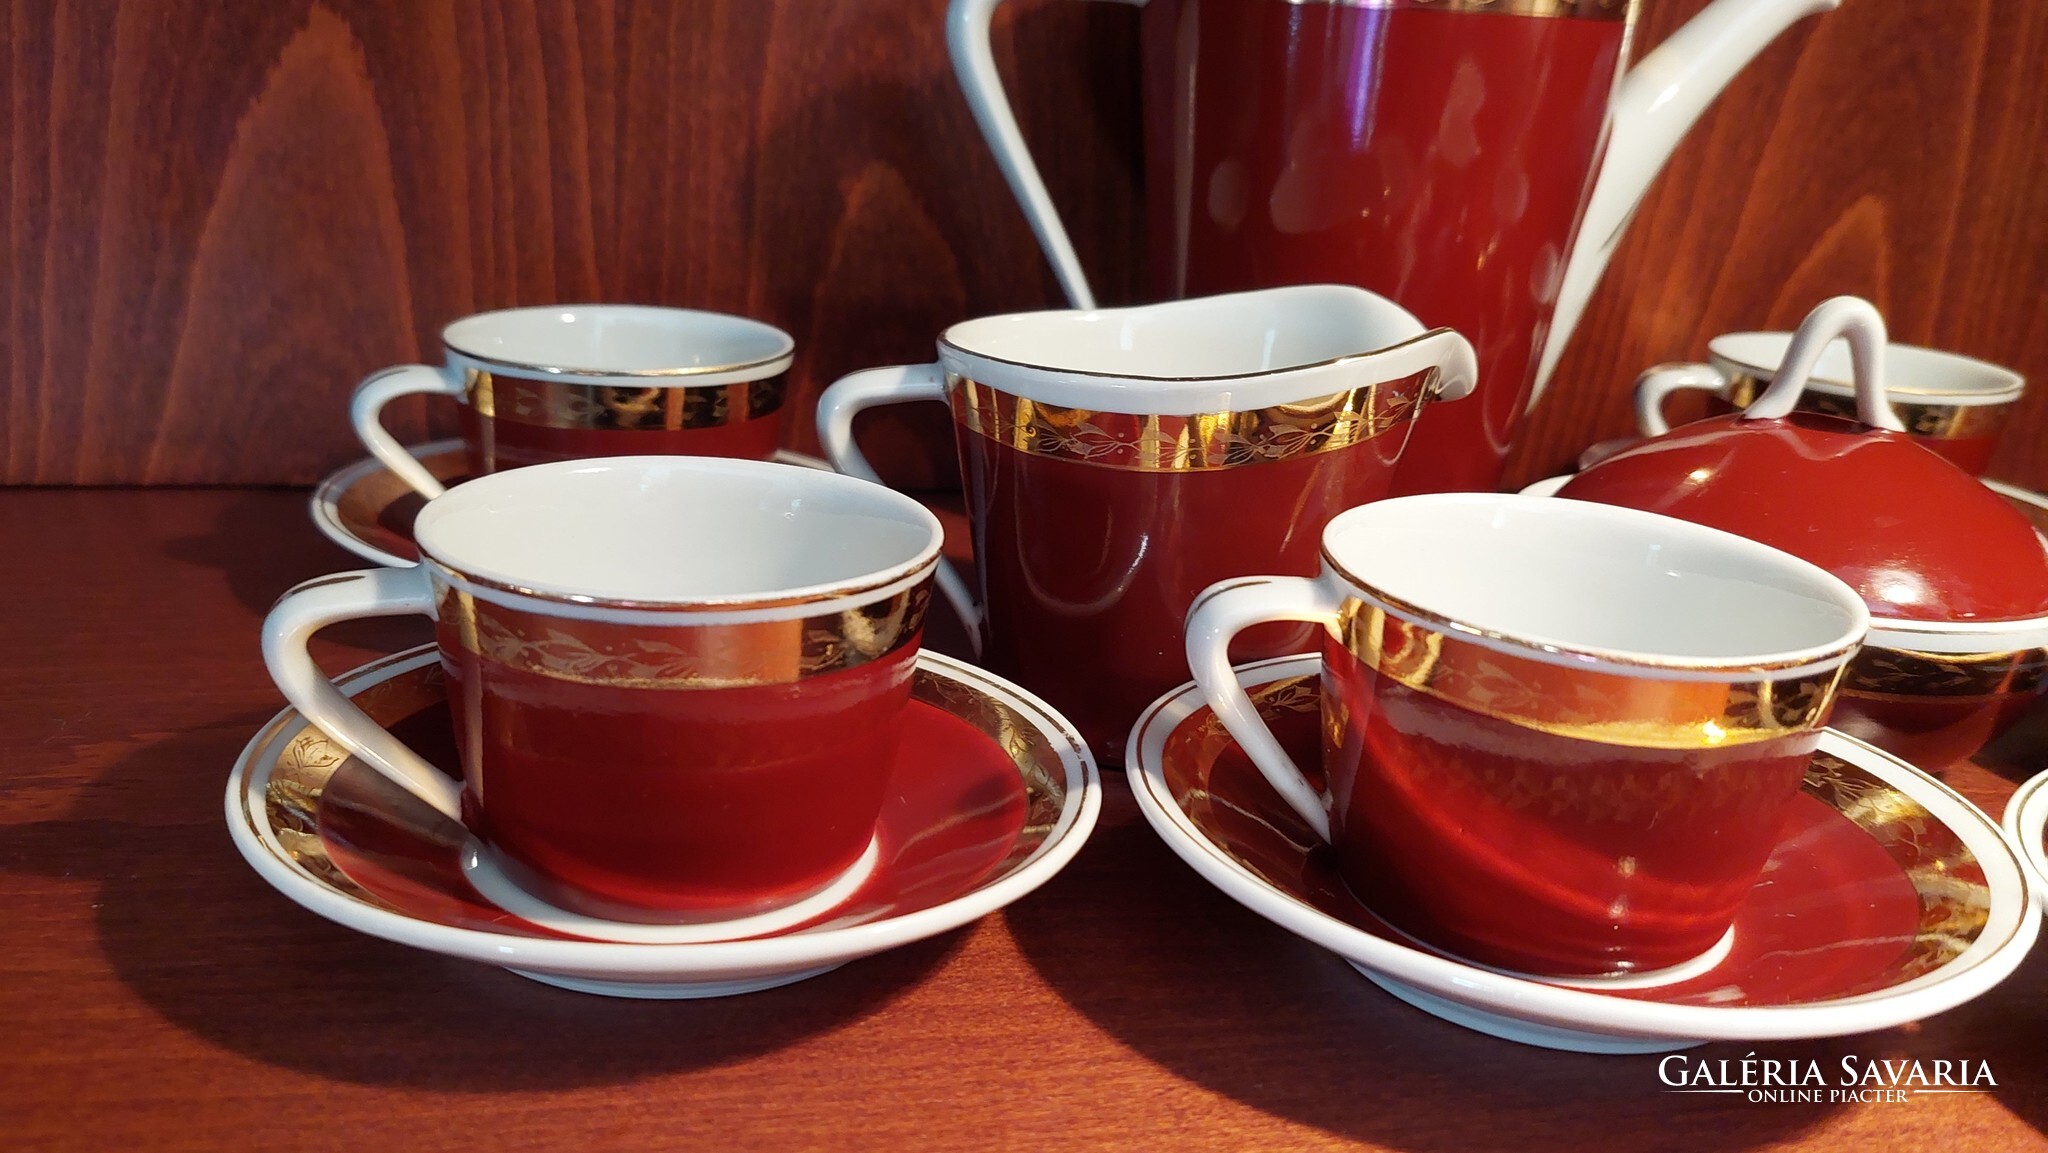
[311,439,835,567]
[2000,769,2048,911]
[226,645,1099,999]
[1128,654,2036,1053]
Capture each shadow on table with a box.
[1004,779,1850,1153]
[1974,700,2048,788]
[0,718,957,1091]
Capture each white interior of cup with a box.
[1322,494,1868,673]
[413,457,940,605]
[442,304,793,377]
[1712,333,2022,404]
[941,284,1423,380]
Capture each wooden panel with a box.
[1,0,1138,486]
[4,0,2046,492]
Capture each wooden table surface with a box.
[6,485,2048,1152]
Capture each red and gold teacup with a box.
[818,285,1476,764]
[353,305,795,499]
[1183,493,1869,978]
[263,457,941,929]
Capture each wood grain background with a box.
[4,0,2043,491]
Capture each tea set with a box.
[228,0,2048,1055]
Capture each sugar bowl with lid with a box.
[1559,297,2048,770]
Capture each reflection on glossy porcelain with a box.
[946,368,1441,471]
[1128,655,2036,1052]
[433,580,933,688]
[227,645,1099,998]
[469,371,786,432]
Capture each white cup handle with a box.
[1184,575,1345,842]
[816,364,984,654]
[260,567,463,822]
[948,0,1147,310]
[351,365,466,500]
[1632,363,1727,437]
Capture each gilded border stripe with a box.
[1338,600,1845,749]
[1722,372,2012,440]
[468,370,787,431]
[946,368,1441,472]
[438,580,932,688]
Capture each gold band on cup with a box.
[1721,372,2011,441]
[466,371,788,432]
[435,579,933,689]
[1837,644,2048,702]
[1333,598,1849,750]
[945,367,1444,472]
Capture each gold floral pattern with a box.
[438,582,932,688]
[468,370,786,431]
[947,368,1440,471]
[1839,644,2048,700]
[1337,600,1844,748]
[915,669,1074,849]
[1802,750,1990,978]
[256,657,450,907]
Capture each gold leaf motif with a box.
[443,582,931,688]
[949,368,1442,472]
[468,370,786,431]
[1841,645,2048,699]
[1337,602,1842,749]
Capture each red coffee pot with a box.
[952,0,1841,495]
[1558,297,2048,769]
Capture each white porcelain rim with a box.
[410,456,944,621]
[1319,493,1869,682]
[933,284,1439,415]
[1129,654,2037,1043]
[1707,333,2024,405]
[2000,769,2048,913]
[310,442,842,573]
[224,646,1101,980]
[442,304,794,386]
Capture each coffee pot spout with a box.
[1534,0,1841,403]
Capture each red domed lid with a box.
[1560,298,2048,624]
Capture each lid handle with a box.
[1741,296,1906,432]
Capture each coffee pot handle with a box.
[948,0,1146,310]
[260,567,465,822]
[1633,363,1728,436]
[1183,575,1344,843]
[352,364,466,500]
[816,364,985,655]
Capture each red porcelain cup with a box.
[1184,493,1870,977]
[817,285,1477,765]
[352,304,795,500]
[1635,334,2024,477]
[262,457,943,930]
